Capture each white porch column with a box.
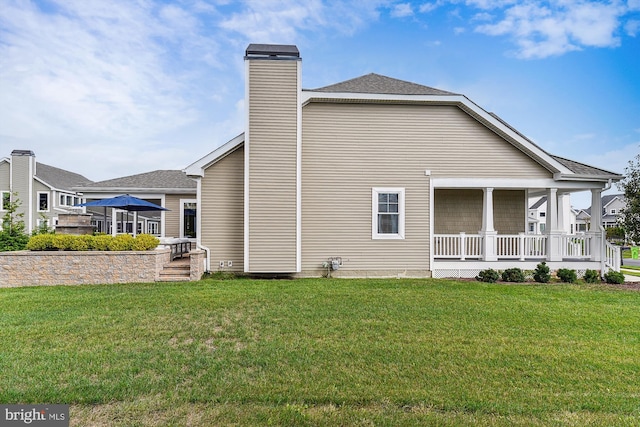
[111,208,117,236]
[546,188,563,261]
[590,188,604,261]
[480,187,498,261]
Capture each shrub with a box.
[26,234,56,251]
[108,234,135,251]
[583,269,600,283]
[132,234,160,251]
[557,268,577,283]
[92,235,113,251]
[68,235,94,251]
[476,269,500,283]
[604,271,625,285]
[533,262,551,283]
[501,268,526,283]
[51,234,76,251]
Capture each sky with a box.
[1,0,639,209]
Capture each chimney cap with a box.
[11,150,35,156]
[246,44,299,59]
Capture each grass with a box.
[1,278,639,426]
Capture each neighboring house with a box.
[0,150,92,232]
[185,44,622,278]
[528,196,577,234]
[575,194,626,231]
[73,170,197,238]
[575,208,591,232]
[602,194,625,228]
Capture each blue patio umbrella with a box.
[75,194,169,211]
[74,194,169,236]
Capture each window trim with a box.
[37,191,50,212]
[1,191,10,211]
[372,187,405,240]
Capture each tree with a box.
[617,153,640,244]
[0,193,29,251]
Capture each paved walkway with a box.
[623,273,640,282]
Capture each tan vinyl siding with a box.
[202,147,244,272]
[434,189,524,234]
[0,162,9,192]
[164,195,183,238]
[247,59,299,272]
[303,103,552,178]
[434,189,482,234]
[11,155,32,223]
[301,102,548,274]
[494,190,525,234]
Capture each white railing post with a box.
[519,232,525,261]
[460,232,466,261]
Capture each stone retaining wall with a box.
[0,249,184,287]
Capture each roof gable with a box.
[308,73,458,96]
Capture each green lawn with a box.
[1,278,639,426]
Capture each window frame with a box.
[37,191,50,212]
[372,187,405,240]
[1,191,10,211]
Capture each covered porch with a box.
[430,185,621,279]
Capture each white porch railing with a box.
[433,233,483,259]
[605,241,621,272]
[560,235,591,259]
[434,233,595,261]
[496,234,547,259]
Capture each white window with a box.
[610,209,617,214]
[37,192,49,212]
[372,187,405,239]
[1,191,10,211]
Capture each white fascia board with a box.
[78,192,170,199]
[301,91,573,175]
[553,172,622,182]
[73,187,195,194]
[183,133,245,177]
[432,177,610,190]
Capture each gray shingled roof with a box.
[602,193,624,207]
[530,196,547,210]
[309,73,458,96]
[36,163,92,191]
[79,170,196,190]
[551,156,622,178]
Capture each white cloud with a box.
[473,1,629,58]
[391,3,414,18]
[625,19,640,35]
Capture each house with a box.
[601,194,625,228]
[575,193,625,232]
[73,170,197,238]
[185,44,623,278]
[528,196,577,234]
[0,150,92,232]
